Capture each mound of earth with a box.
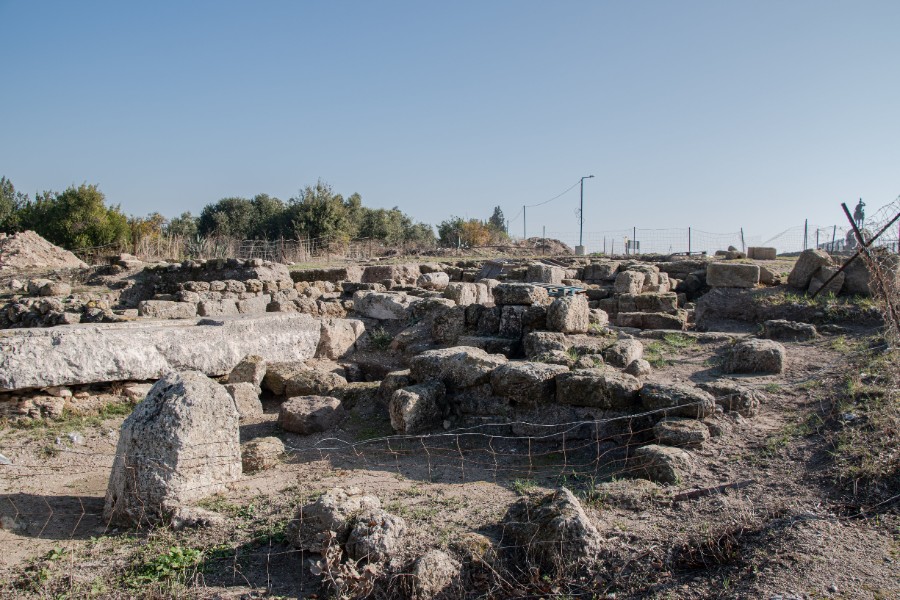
[0,231,87,271]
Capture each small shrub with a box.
[369,327,393,350]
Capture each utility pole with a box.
[577,175,594,255]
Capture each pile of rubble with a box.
[0,230,88,271]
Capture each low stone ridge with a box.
[640,382,716,418]
[0,313,322,391]
[762,319,818,342]
[724,338,786,374]
[103,371,242,527]
[616,311,686,330]
[278,395,345,434]
[501,487,603,575]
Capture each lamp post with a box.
[578,175,594,254]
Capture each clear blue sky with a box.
[2,1,898,246]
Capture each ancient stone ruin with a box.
[0,243,895,598]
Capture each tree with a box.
[197,197,257,238]
[0,176,29,233]
[287,180,355,241]
[249,193,289,239]
[17,183,130,250]
[167,212,199,238]
[488,206,506,233]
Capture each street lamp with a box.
[578,175,594,254]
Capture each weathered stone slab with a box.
[0,313,321,391]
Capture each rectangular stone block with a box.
[747,247,777,260]
[138,300,198,320]
[706,262,760,288]
[198,299,240,316]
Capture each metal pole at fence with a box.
[803,219,808,250]
[740,227,745,253]
[633,226,636,255]
[832,226,837,252]
[688,227,691,255]
[523,206,526,240]
[816,229,819,250]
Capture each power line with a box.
[506,179,582,225]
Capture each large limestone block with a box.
[236,295,271,314]
[352,291,415,320]
[556,369,641,409]
[723,339,786,374]
[526,263,564,284]
[361,264,420,285]
[490,362,569,407]
[614,271,644,295]
[747,247,777,260]
[787,249,831,289]
[492,283,550,306]
[389,381,445,434]
[409,346,507,390]
[706,262,760,288]
[417,271,450,290]
[278,395,345,434]
[640,382,716,418]
[227,355,267,387]
[808,266,844,296]
[630,444,694,485]
[601,339,644,368]
[103,371,242,527]
[316,318,365,359]
[583,262,621,282]
[443,282,480,306]
[223,382,263,420]
[198,299,240,317]
[546,295,590,334]
[617,292,679,314]
[138,300,198,319]
[0,313,321,391]
[616,311,686,330]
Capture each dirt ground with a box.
[1,320,898,598]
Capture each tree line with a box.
[0,176,509,251]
